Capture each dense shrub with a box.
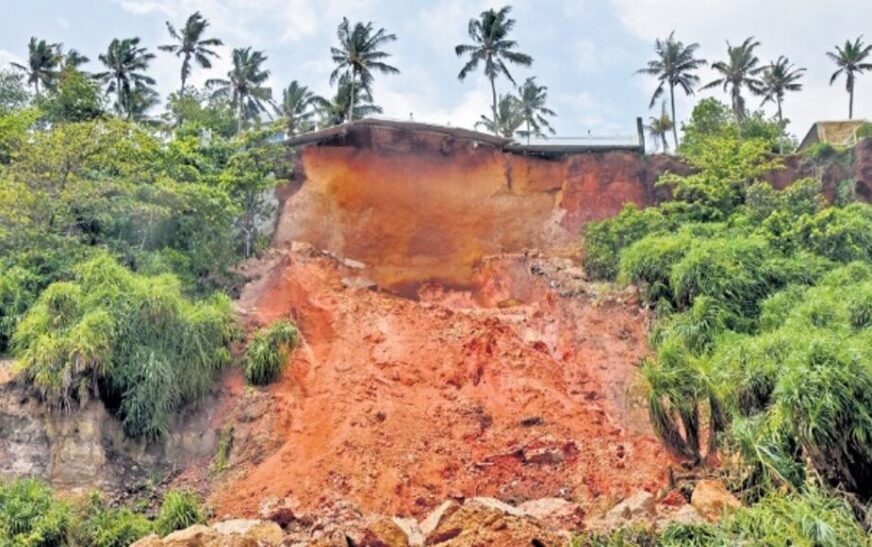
[618,232,690,303]
[73,493,153,547]
[0,478,72,546]
[583,204,670,280]
[155,490,205,537]
[12,253,236,439]
[243,320,299,386]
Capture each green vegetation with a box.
[637,31,706,150]
[154,490,205,537]
[243,320,299,386]
[455,6,533,137]
[585,102,872,542]
[0,479,205,546]
[13,253,236,439]
[827,36,872,120]
[573,488,867,546]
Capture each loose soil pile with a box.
[207,248,672,520]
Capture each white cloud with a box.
[611,0,872,133]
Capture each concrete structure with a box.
[798,120,868,151]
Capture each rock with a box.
[392,517,425,546]
[691,480,741,522]
[359,516,410,546]
[605,490,655,522]
[518,498,585,531]
[290,241,314,255]
[259,496,299,527]
[212,519,284,543]
[342,258,367,270]
[423,497,566,546]
[341,277,377,290]
[668,504,705,526]
[130,534,162,547]
[158,525,219,546]
[419,500,461,538]
[522,446,565,465]
[131,520,283,546]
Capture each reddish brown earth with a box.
[208,249,672,520]
[273,123,682,291]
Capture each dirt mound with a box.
[208,249,671,520]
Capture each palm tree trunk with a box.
[527,120,530,145]
[348,69,356,123]
[777,99,784,155]
[490,77,498,136]
[669,83,678,151]
[849,86,854,120]
[34,79,40,101]
[237,99,243,133]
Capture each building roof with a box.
[284,118,644,157]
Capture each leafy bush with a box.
[618,232,690,303]
[155,490,205,537]
[0,478,73,546]
[13,253,236,439]
[583,204,670,280]
[243,320,299,386]
[72,492,153,547]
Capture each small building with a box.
[798,120,868,152]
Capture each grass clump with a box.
[243,320,298,386]
[11,253,236,439]
[155,490,205,537]
[0,478,73,546]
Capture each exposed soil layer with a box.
[273,123,683,291]
[210,249,671,519]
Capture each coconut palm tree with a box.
[827,37,872,120]
[514,77,555,144]
[329,18,399,123]
[207,47,273,131]
[760,56,805,153]
[455,6,532,136]
[645,101,674,153]
[703,37,765,121]
[96,37,157,119]
[10,37,62,99]
[63,49,90,70]
[319,74,382,127]
[159,11,223,95]
[278,80,327,135]
[636,31,706,149]
[475,95,521,138]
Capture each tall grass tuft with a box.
[243,320,298,386]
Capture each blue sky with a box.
[1,0,871,143]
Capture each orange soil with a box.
[210,251,671,519]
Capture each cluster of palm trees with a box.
[7,5,559,141]
[638,32,872,153]
[7,11,402,132]
[10,6,870,147]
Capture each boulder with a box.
[691,480,741,522]
[518,497,585,530]
[359,516,410,546]
[131,520,283,547]
[259,496,299,527]
[419,500,461,538]
[605,491,655,522]
[423,497,566,546]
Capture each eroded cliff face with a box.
[274,126,680,292]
